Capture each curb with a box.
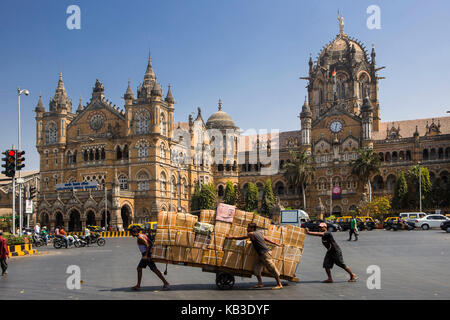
[67,231,131,238]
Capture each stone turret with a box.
[49,73,72,113]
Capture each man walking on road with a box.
[226,223,284,290]
[348,216,359,241]
[130,226,169,291]
[0,230,10,276]
[306,223,358,283]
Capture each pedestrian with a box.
[41,227,48,246]
[348,216,358,241]
[226,223,284,290]
[34,223,41,235]
[306,222,358,283]
[130,226,169,291]
[0,230,10,276]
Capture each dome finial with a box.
[337,10,345,35]
[218,99,222,111]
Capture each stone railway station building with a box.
[33,17,450,231]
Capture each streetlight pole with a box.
[11,144,16,235]
[418,162,422,212]
[17,88,29,236]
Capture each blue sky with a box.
[1,0,450,170]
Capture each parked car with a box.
[414,214,449,230]
[399,212,427,222]
[384,217,399,230]
[301,220,340,232]
[357,216,377,231]
[440,220,450,233]
[336,217,365,231]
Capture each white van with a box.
[399,212,427,222]
[280,210,310,227]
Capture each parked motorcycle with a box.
[391,220,415,231]
[73,235,87,248]
[53,236,75,249]
[84,232,106,246]
[32,233,45,247]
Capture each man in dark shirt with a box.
[226,223,283,289]
[306,222,358,283]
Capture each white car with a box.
[414,214,449,230]
[399,212,427,222]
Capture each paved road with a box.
[0,229,449,300]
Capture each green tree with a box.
[350,148,381,202]
[405,165,432,209]
[282,150,314,210]
[359,196,392,220]
[190,183,201,212]
[223,181,236,205]
[431,172,450,208]
[392,171,408,209]
[261,179,275,216]
[245,182,259,212]
[199,183,217,210]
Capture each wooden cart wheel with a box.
[215,272,235,290]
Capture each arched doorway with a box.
[86,210,96,227]
[101,210,111,228]
[55,212,64,229]
[40,212,49,228]
[332,206,342,217]
[121,205,131,229]
[68,209,82,232]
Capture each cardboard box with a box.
[152,245,166,260]
[275,259,298,277]
[175,231,195,247]
[281,225,306,248]
[229,224,247,238]
[215,203,236,223]
[264,224,282,245]
[242,253,259,272]
[222,250,244,270]
[199,210,216,224]
[166,246,187,262]
[185,247,203,264]
[214,221,232,235]
[176,213,198,231]
[193,233,211,249]
[154,229,177,246]
[232,210,254,227]
[267,245,283,261]
[207,233,226,250]
[282,246,302,263]
[157,211,177,229]
[252,214,271,229]
[223,239,246,253]
[201,249,224,266]
[193,222,214,236]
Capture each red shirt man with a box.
[0,231,10,276]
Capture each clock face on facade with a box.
[330,120,343,133]
[89,114,105,131]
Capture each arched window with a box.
[118,175,128,190]
[359,73,370,99]
[83,150,88,162]
[160,113,166,136]
[422,149,429,161]
[135,110,150,135]
[116,146,122,160]
[123,145,129,160]
[372,175,384,191]
[100,148,105,160]
[137,171,150,191]
[45,122,57,144]
[67,151,73,165]
[160,143,166,160]
[218,185,224,197]
[386,175,396,192]
[181,178,188,199]
[160,172,167,195]
[138,146,148,158]
[171,176,177,196]
[275,181,285,195]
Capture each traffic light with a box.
[1,150,16,178]
[30,186,37,199]
[16,150,25,171]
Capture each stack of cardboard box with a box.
[152,206,305,279]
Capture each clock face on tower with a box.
[330,120,343,133]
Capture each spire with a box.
[143,52,156,86]
[218,99,223,111]
[300,96,312,118]
[414,125,419,137]
[165,84,175,104]
[77,97,83,112]
[151,81,162,97]
[35,93,45,112]
[50,72,72,112]
[92,79,105,100]
[124,79,135,100]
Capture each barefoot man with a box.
[306,222,358,283]
[226,223,283,290]
[130,226,169,291]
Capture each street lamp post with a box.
[418,162,422,212]
[17,88,29,236]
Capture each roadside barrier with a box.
[66,231,131,238]
[8,244,37,257]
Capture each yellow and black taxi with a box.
[356,216,377,231]
[384,217,414,231]
[336,216,365,231]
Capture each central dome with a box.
[318,34,368,66]
[206,100,236,129]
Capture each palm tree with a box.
[350,148,381,202]
[282,150,314,210]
